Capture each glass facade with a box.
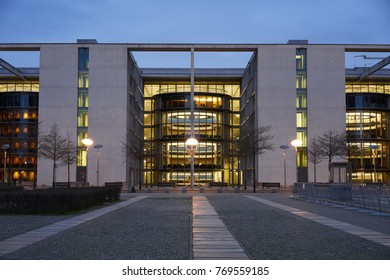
[296,49,308,181]
[0,81,39,183]
[346,81,390,183]
[76,48,89,181]
[144,81,240,186]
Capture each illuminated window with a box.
[78,73,89,88]
[296,73,307,89]
[78,92,88,107]
[296,92,307,108]
[296,111,307,127]
[77,111,88,127]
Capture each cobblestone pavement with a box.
[208,193,390,259]
[0,194,192,260]
[1,192,389,260]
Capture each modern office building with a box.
[0,40,389,188]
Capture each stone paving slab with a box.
[246,195,390,249]
[192,195,249,260]
[0,196,147,257]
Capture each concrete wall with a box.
[38,45,79,186]
[38,44,130,187]
[256,46,297,186]
[307,46,346,182]
[255,45,346,186]
[88,45,129,185]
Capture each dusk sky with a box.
[0,0,389,68]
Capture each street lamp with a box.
[291,139,302,183]
[1,144,9,183]
[94,144,103,186]
[369,144,378,183]
[280,145,289,188]
[82,138,93,187]
[186,137,198,189]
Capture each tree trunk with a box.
[67,162,70,187]
[52,159,56,188]
[314,163,317,183]
[253,152,256,193]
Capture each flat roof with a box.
[0,43,389,52]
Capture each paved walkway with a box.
[192,195,248,259]
[0,196,147,257]
[247,195,390,248]
[0,193,389,259]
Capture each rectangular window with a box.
[77,110,88,127]
[144,114,153,126]
[296,111,307,127]
[297,130,307,146]
[77,129,88,146]
[78,48,89,70]
[296,73,307,89]
[77,48,89,179]
[77,150,87,166]
[296,51,306,70]
[144,99,153,111]
[78,91,88,107]
[232,99,240,111]
[297,149,308,167]
[78,73,89,89]
[296,92,307,108]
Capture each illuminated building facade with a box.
[0,41,389,187]
[142,73,241,186]
[0,73,39,183]
[346,69,390,183]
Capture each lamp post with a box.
[94,144,103,186]
[186,137,198,189]
[291,139,302,183]
[280,145,289,188]
[82,138,93,187]
[1,144,9,183]
[369,144,378,183]
[186,48,197,189]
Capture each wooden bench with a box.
[105,182,123,188]
[55,181,84,188]
[259,182,280,192]
[157,182,177,189]
[208,182,228,191]
[208,182,227,187]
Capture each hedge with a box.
[0,186,121,215]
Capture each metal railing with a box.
[293,183,390,213]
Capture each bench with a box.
[105,182,123,188]
[259,182,280,192]
[55,181,84,188]
[157,182,177,189]
[208,182,228,192]
[208,182,227,188]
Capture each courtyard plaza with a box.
[0,191,389,260]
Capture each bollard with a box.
[182,187,187,193]
[199,187,204,193]
[165,187,170,193]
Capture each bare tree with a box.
[307,137,322,183]
[226,131,241,188]
[239,126,274,192]
[122,130,154,191]
[317,129,345,182]
[60,132,78,187]
[38,123,67,188]
[339,132,361,182]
